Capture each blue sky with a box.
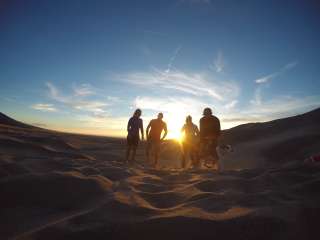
[1,0,319,137]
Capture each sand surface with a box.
[1,110,320,240]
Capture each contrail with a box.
[166,46,182,73]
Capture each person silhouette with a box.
[146,113,167,168]
[180,115,200,169]
[126,109,144,164]
[199,107,221,169]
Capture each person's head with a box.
[133,108,142,117]
[186,115,192,124]
[157,112,163,120]
[203,107,212,117]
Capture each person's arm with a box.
[217,118,221,137]
[127,118,131,132]
[195,124,200,137]
[180,124,185,133]
[146,121,151,140]
[140,120,144,141]
[199,119,203,140]
[161,123,168,141]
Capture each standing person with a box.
[126,109,144,164]
[181,115,200,169]
[146,113,168,168]
[199,107,221,169]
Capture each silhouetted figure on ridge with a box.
[126,109,144,164]
[199,107,221,169]
[181,115,200,169]
[146,112,167,168]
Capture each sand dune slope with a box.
[0,110,320,240]
[220,108,320,169]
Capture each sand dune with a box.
[220,108,320,169]
[1,109,320,240]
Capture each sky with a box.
[0,0,320,138]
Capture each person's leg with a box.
[210,140,219,168]
[199,141,207,168]
[130,136,139,164]
[181,143,187,169]
[190,148,196,168]
[130,146,137,163]
[125,146,131,163]
[154,142,160,168]
[192,142,200,168]
[146,140,151,163]
[125,136,132,164]
[193,150,200,168]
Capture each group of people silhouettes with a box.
[126,107,221,170]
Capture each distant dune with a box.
[220,108,320,169]
[0,112,36,129]
[0,109,320,240]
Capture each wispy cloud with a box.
[255,61,298,84]
[229,95,320,127]
[107,96,121,102]
[32,122,48,128]
[31,103,57,112]
[134,96,207,114]
[73,83,95,97]
[166,46,182,73]
[250,86,263,106]
[225,100,238,110]
[117,68,239,102]
[247,95,319,118]
[255,73,276,84]
[252,61,298,106]
[284,61,298,70]
[46,82,109,114]
[212,51,224,73]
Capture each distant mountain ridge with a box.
[222,107,320,142]
[0,112,34,129]
[221,107,320,166]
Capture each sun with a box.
[168,130,184,142]
[165,115,185,142]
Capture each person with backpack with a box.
[199,107,221,168]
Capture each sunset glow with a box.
[0,1,319,137]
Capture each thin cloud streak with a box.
[134,96,207,114]
[31,103,57,112]
[46,82,109,114]
[166,46,182,73]
[231,95,320,127]
[255,73,276,84]
[250,86,263,106]
[73,84,95,97]
[117,68,239,102]
[252,60,298,106]
[255,61,298,84]
[212,51,224,73]
[225,100,238,110]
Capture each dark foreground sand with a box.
[0,109,320,240]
